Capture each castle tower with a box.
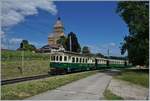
[48,17,65,45]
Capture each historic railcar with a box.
[108,59,124,68]
[95,57,108,69]
[50,51,96,74]
[49,51,130,74]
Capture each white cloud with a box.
[30,41,44,48]
[1,0,57,27]
[10,38,23,44]
[1,36,23,49]
[109,42,116,47]
[85,42,119,56]
[0,30,5,38]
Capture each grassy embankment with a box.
[104,69,149,100]
[1,50,50,80]
[115,69,149,88]
[104,89,123,100]
[1,71,98,100]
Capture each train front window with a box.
[64,56,67,61]
[80,58,82,63]
[53,56,55,61]
[56,56,58,61]
[51,56,53,61]
[86,59,87,63]
[60,56,62,61]
[72,57,75,63]
[76,58,78,63]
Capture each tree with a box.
[56,36,67,49]
[18,40,36,51]
[116,1,149,66]
[28,44,36,51]
[66,32,81,53]
[82,46,91,55]
[95,53,104,58]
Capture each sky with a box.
[1,0,129,56]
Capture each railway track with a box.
[1,70,99,85]
[1,74,50,85]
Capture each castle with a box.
[39,17,65,53]
[48,17,65,45]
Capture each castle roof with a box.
[54,17,63,28]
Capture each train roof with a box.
[51,51,109,59]
[51,51,93,57]
[50,51,127,61]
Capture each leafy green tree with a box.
[82,46,91,55]
[66,32,81,53]
[18,40,36,51]
[56,36,67,49]
[95,53,104,58]
[116,1,149,66]
[28,44,36,51]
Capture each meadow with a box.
[115,69,149,88]
[1,50,50,80]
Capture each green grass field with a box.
[115,69,149,88]
[1,50,49,60]
[1,50,50,80]
[104,89,123,100]
[1,60,50,80]
[1,71,98,100]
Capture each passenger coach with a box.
[49,51,130,74]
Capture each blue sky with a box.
[1,1,128,56]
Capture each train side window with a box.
[86,59,88,63]
[72,57,75,63]
[53,56,55,61]
[56,56,59,61]
[60,56,62,61]
[92,59,94,63]
[80,58,82,63]
[82,58,84,63]
[64,56,67,61]
[76,57,78,63]
[51,56,53,61]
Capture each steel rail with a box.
[1,74,50,85]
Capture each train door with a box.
[124,61,127,67]
[106,60,109,68]
[95,59,98,69]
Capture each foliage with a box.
[104,89,123,100]
[1,71,98,100]
[115,70,149,88]
[108,56,127,60]
[82,46,91,55]
[116,1,149,66]
[66,32,81,53]
[95,53,105,58]
[18,40,36,51]
[56,36,67,49]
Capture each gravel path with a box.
[27,73,112,100]
[108,79,149,100]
